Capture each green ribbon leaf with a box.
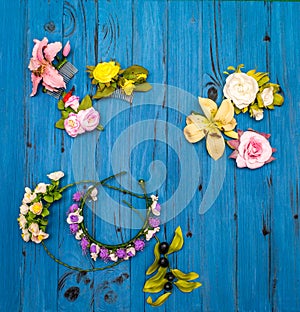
[41,208,50,218]
[57,100,65,110]
[134,82,152,92]
[53,192,62,201]
[273,93,284,106]
[174,280,202,293]
[171,269,199,281]
[146,242,160,275]
[43,195,54,203]
[97,124,104,131]
[55,119,65,130]
[146,293,172,307]
[166,226,184,255]
[61,111,70,119]
[143,276,166,294]
[78,95,92,111]
[93,86,115,99]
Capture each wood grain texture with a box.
[0,0,299,311]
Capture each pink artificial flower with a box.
[64,113,85,137]
[64,95,80,112]
[63,41,71,57]
[228,130,276,169]
[77,107,100,132]
[28,37,66,96]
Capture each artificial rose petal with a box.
[30,73,42,96]
[265,156,276,164]
[236,155,247,168]
[42,65,66,90]
[198,97,217,119]
[227,139,240,150]
[229,150,239,159]
[44,42,62,62]
[63,41,71,57]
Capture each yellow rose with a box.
[121,79,135,95]
[93,61,120,83]
[30,202,43,215]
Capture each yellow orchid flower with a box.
[184,97,238,160]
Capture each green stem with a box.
[101,183,145,199]
[42,242,121,272]
[123,200,146,223]
[56,58,68,70]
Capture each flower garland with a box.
[28,37,152,137]
[183,64,283,168]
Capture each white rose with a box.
[20,204,29,215]
[22,229,30,242]
[223,73,259,109]
[87,186,98,201]
[109,253,118,262]
[22,187,36,204]
[35,183,48,194]
[260,87,274,107]
[252,108,264,121]
[47,171,64,181]
[145,227,160,241]
[28,222,39,235]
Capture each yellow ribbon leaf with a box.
[143,274,166,294]
[166,226,184,255]
[146,242,160,275]
[206,129,225,160]
[224,130,238,139]
[146,293,172,307]
[171,269,199,281]
[174,280,202,293]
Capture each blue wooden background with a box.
[1,0,300,311]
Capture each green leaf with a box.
[166,226,184,255]
[39,225,46,232]
[174,280,202,293]
[57,100,65,110]
[39,218,48,226]
[146,242,160,275]
[146,293,172,307]
[27,211,36,221]
[171,269,199,281]
[55,119,65,130]
[273,93,284,106]
[258,76,270,87]
[41,208,50,217]
[97,124,104,131]
[123,65,149,76]
[53,192,62,201]
[78,95,92,111]
[227,65,236,71]
[86,65,95,72]
[61,111,70,119]
[134,82,152,92]
[43,195,54,203]
[93,86,115,99]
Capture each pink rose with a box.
[65,95,80,112]
[228,130,276,169]
[64,113,85,137]
[77,107,100,132]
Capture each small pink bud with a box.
[63,41,71,57]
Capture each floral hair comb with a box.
[28,37,152,137]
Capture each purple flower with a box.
[149,217,160,228]
[68,204,79,213]
[99,247,109,260]
[90,244,98,253]
[116,248,126,259]
[69,223,79,234]
[134,239,145,251]
[127,251,134,257]
[70,215,79,223]
[73,191,82,202]
[80,237,89,252]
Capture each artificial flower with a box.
[109,252,118,262]
[251,107,264,121]
[28,222,39,235]
[228,130,276,169]
[67,211,83,224]
[47,171,65,181]
[149,217,160,228]
[64,95,80,112]
[28,37,66,96]
[120,79,136,95]
[260,87,274,107]
[93,61,120,83]
[87,186,98,201]
[145,227,160,241]
[151,202,161,216]
[69,223,79,234]
[31,230,49,243]
[20,204,29,215]
[184,97,237,160]
[75,230,83,240]
[116,248,127,259]
[34,183,48,194]
[223,72,259,109]
[30,202,43,215]
[68,203,79,213]
[124,247,136,260]
[90,243,100,261]
[80,237,89,252]
[134,239,145,251]
[64,113,85,137]
[18,214,27,229]
[99,247,110,260]
[77,107,100,132]
[21,229,30,242]
[62,41,71,57]
[22,187,36,204]
[72,191,82,201]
